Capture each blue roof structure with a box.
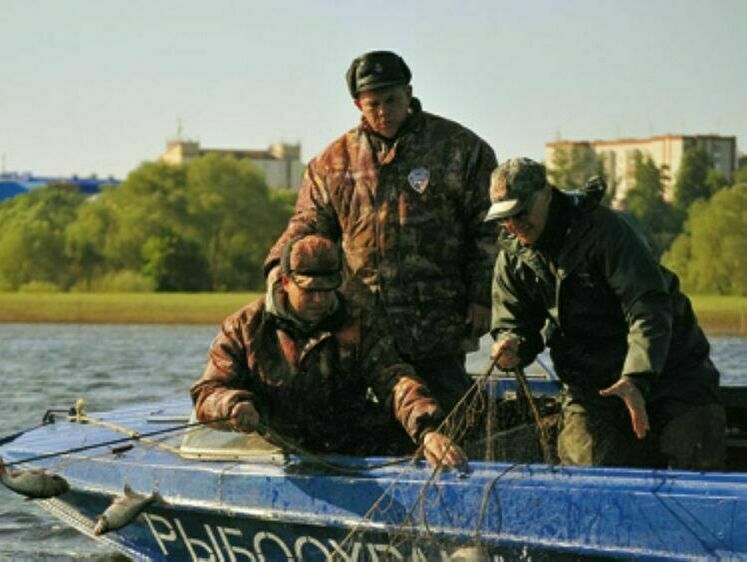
[0,173,122,202]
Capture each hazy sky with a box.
[2,0,745,179]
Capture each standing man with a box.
[265,51,498,415]
[486,158,725,470]
[192,235,466,470]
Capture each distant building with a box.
[0,173,121,202]
[546,134,737,202]
[160,140,305,190]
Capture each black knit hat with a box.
[346,51,411,98]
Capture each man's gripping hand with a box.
[231,402,260,433]
[490,334,521,370]
[422,431,468,471]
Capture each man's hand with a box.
[599,379,650,439]
[422,431,468,471]
[231,402,260,433]
[490,335,520,370]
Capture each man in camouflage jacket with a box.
[265,51,498,415]
[192,235,466,469]
[486,158,725,470]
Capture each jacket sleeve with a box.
[264,159,342,276]
[463,140,499,308]
[597,212,673,388]
[189,313,258,431]
[359,311,445,442]
[490,249,547,367]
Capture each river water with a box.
[0,323,745,561]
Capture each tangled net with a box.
[330,367,562,561]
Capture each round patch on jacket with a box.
[407,167,430,194]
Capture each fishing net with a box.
[326,370,563,561]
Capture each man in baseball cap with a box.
[485,157,552,246]
[486,157,725,470]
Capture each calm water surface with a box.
[0,324,745,561]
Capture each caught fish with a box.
[0,457,70,499]
[94,484,162,535]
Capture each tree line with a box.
[549,146,747,295]
[2,148,745,295]
[0,155,295,292]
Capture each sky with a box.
[2,0,745,179]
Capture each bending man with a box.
[191,235,466,470]
[486,158,725,469]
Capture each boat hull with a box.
[3,395,747,561]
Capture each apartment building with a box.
[161,140,305,190]
[546,134,737,201]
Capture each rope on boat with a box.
[71,400,182,455]
[2,411,231,470]
[7,398,410,475]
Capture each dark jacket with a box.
[265,99,498,362]
[491,189,719,406]
[190,288,444,453]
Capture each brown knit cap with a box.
[281,235,342,290]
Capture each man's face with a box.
[283,275,335,323]
[499,186,552,246]
[354,85,412,139]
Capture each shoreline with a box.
[0,292,745,336]
[0,292,262,325]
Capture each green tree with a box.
[623,152,681,256]
[141,233,211,291]
[0,186,85,289]
[548,144,607,192]
[733,159,747,185]
[65,199,114,289]
[101,162,191,272]
[673,147,714,211]
[705,168,728,196]
[663,183,747,295]
[0,157,296,292]
[184,154,288,290]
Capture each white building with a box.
[161,140,305,190]
[546,134,737,201]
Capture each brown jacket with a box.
[265,99,498,362]
[190,289,444,453]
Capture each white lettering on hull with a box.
[141,513,521,561]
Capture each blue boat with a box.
[2,374,747,561]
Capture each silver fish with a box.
[93,484,162,535]
[0,457,70,499]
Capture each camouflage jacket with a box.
[265,99,498,362]
[190,288,444,453]
[491,189,720,405]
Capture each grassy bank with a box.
[0,292,745,334]
[0,292,261,324]
[689,295,747,336]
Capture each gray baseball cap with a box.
[485,158,547,222]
